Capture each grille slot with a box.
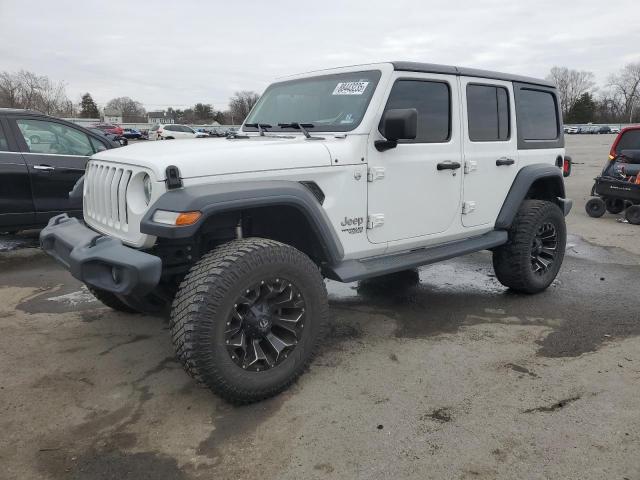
[84,162,133,233]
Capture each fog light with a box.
[111,266,122,284]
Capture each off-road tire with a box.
[87,285,139,313]
[585,198,606,218]
[605,198,625,214]
[492,200,566,294]
[170,238,328,404]
[625,205,640,225]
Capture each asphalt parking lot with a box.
[1,135,639,480]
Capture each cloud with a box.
[0,0,638,109]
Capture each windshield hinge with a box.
[367,167,386,182]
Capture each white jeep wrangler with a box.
[41,62,572,403]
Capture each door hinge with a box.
[462,201,476,214]
[367,213,385,229]
[367,167,386,182]
[464,160,478,174]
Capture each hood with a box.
[92,136,333,180]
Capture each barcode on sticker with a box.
[332,81,369,95]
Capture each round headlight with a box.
[143,174,152,204]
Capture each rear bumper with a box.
[40,214,161,295]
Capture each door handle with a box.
[33,165,55,171]
[496,157,515,166]
[437,161,461,171]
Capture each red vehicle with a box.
[585,125,640,224]
[608,125,640,160]
[91,123,124,136]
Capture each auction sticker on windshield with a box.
[333,81,369,95]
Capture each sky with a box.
[1,0,639,111]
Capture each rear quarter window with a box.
[514,83,563,150]
[518,89,558,140]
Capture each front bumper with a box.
[40,214,161,295]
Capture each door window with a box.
[0,123,9,151]
[381,80,451,143]
[16,119,94,156]
[467,84,510,141]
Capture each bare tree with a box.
[608,62,640,122]
[546,67,596,117]
[0,70,71,115]
[105,96,146,119]
[228,91,260,124]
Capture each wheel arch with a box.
[495,164,571,230]
[140,180,344,265]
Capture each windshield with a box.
[244,70,382,132]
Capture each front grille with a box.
[84,162,133,232]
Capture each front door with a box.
[10,117,96,223]
[459,78,519,227]
[367,73,462,244]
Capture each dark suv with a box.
[0,109,120,233]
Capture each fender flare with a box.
[140,180,344,264]
[495,164,570,230]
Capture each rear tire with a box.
[492,200,566,294]
[605,198,625,214]
[87,285,140,313]
[170,238,328,404]
[626,205,640,225]
[585,198,606,218]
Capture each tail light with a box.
[563,156,572,177]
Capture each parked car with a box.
[596,126,611,134]
[0,108,121,233]
[41,62,572,404]
[611,126,621,134]
[89,128,128,146]
[91,123,124,136]
[566,126,580,134]
[209,127,226,137]
[157,124,207,139]
[122,128,143,139]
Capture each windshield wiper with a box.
[277,122,324,140]
[244,123,272,136]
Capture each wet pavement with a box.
[1,135,640,479]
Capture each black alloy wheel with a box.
[225,277,305,372]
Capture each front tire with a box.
[492,200,566,294]
[170,238,328,404]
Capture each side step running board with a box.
[325,230,508,283]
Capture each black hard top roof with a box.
[0,108,46,115]
[392,61,555,88]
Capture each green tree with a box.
[567,92,597,123]
[193,103,214,123]
[79,92,99,118]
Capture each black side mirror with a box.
[375,108,418,151]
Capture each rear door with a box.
[0,117,34,229]
[460,78,518,227]
[9,116,104,224]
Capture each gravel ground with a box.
[1,135,639,480]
